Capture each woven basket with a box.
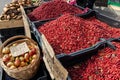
[0,35,40,80]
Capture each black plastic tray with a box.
[0,27,25,43]
[29,21,120,67]
[24,1,96,22]
[95,11,120,28]
[29,7,120,66]
[24,6,38,14]
[24,2,120,28]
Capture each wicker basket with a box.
[0,35,40,80]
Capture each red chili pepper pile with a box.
[87,17,120,38]
[67,42,120,80]
[36,4,120,79]
[28,0,82,21]
[38,13,120,54]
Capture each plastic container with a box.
[20,4,120,80]
[24,6,38,15]
[23,1,95,22]
[29,8,120,66]
[0,27,25,43]
[30,21,120,67]
[28,18,73,80]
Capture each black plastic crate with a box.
[24,6,38,14]
[23,1,119,27]
[24,0,49,15]
[95,11,120,28]
[30,20,120,67]
[30,19,72,80]
[23,1,96,23]
[29,7,120,65]
[0,27,25,43]
[23,4,120,79]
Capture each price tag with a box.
[41,34,55,58]
[41,34,68,80]
[10,42,30,57]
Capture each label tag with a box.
[41,34,68,80]
[41,34,55,58]
[53,57,68,80]
[10,42,30,57]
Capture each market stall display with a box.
[38,13,120,54]
[15,0,32,7]
[0,1,22,20]
[108,0,120,6]
[0,36,41,80]
[67,41,120,80]
[30,8,120,80]
[0,0,120,80]
[28,0,83,21]
[0,0,33,21]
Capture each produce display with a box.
[67,42,120,80]
[0,0,120,80]
[13,0,32,7]
[28,0,83,21]
[39,13,120,54]
[0,0,32,20]
[32,0,44,6]
[0,2,22,20]
[38,13,120,80]
[2,42,37,69]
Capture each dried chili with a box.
[67,42,120,80]
[28,0,82,21]
[38,14,120,54]
[37,11,120,80]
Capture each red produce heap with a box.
[67,42,120,80]
[38,13,120,54]
[38,13,120,80]
[28,0,82,21]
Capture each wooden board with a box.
[41,34,68,80]
[20,6,31,38]
[0,6,31,38]
[0,19,24,29]
[0,40,2,46]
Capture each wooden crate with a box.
[0,6,31,44]
[20,5,31,38]
[0,19,23,29]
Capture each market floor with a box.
[0,0,11,14]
